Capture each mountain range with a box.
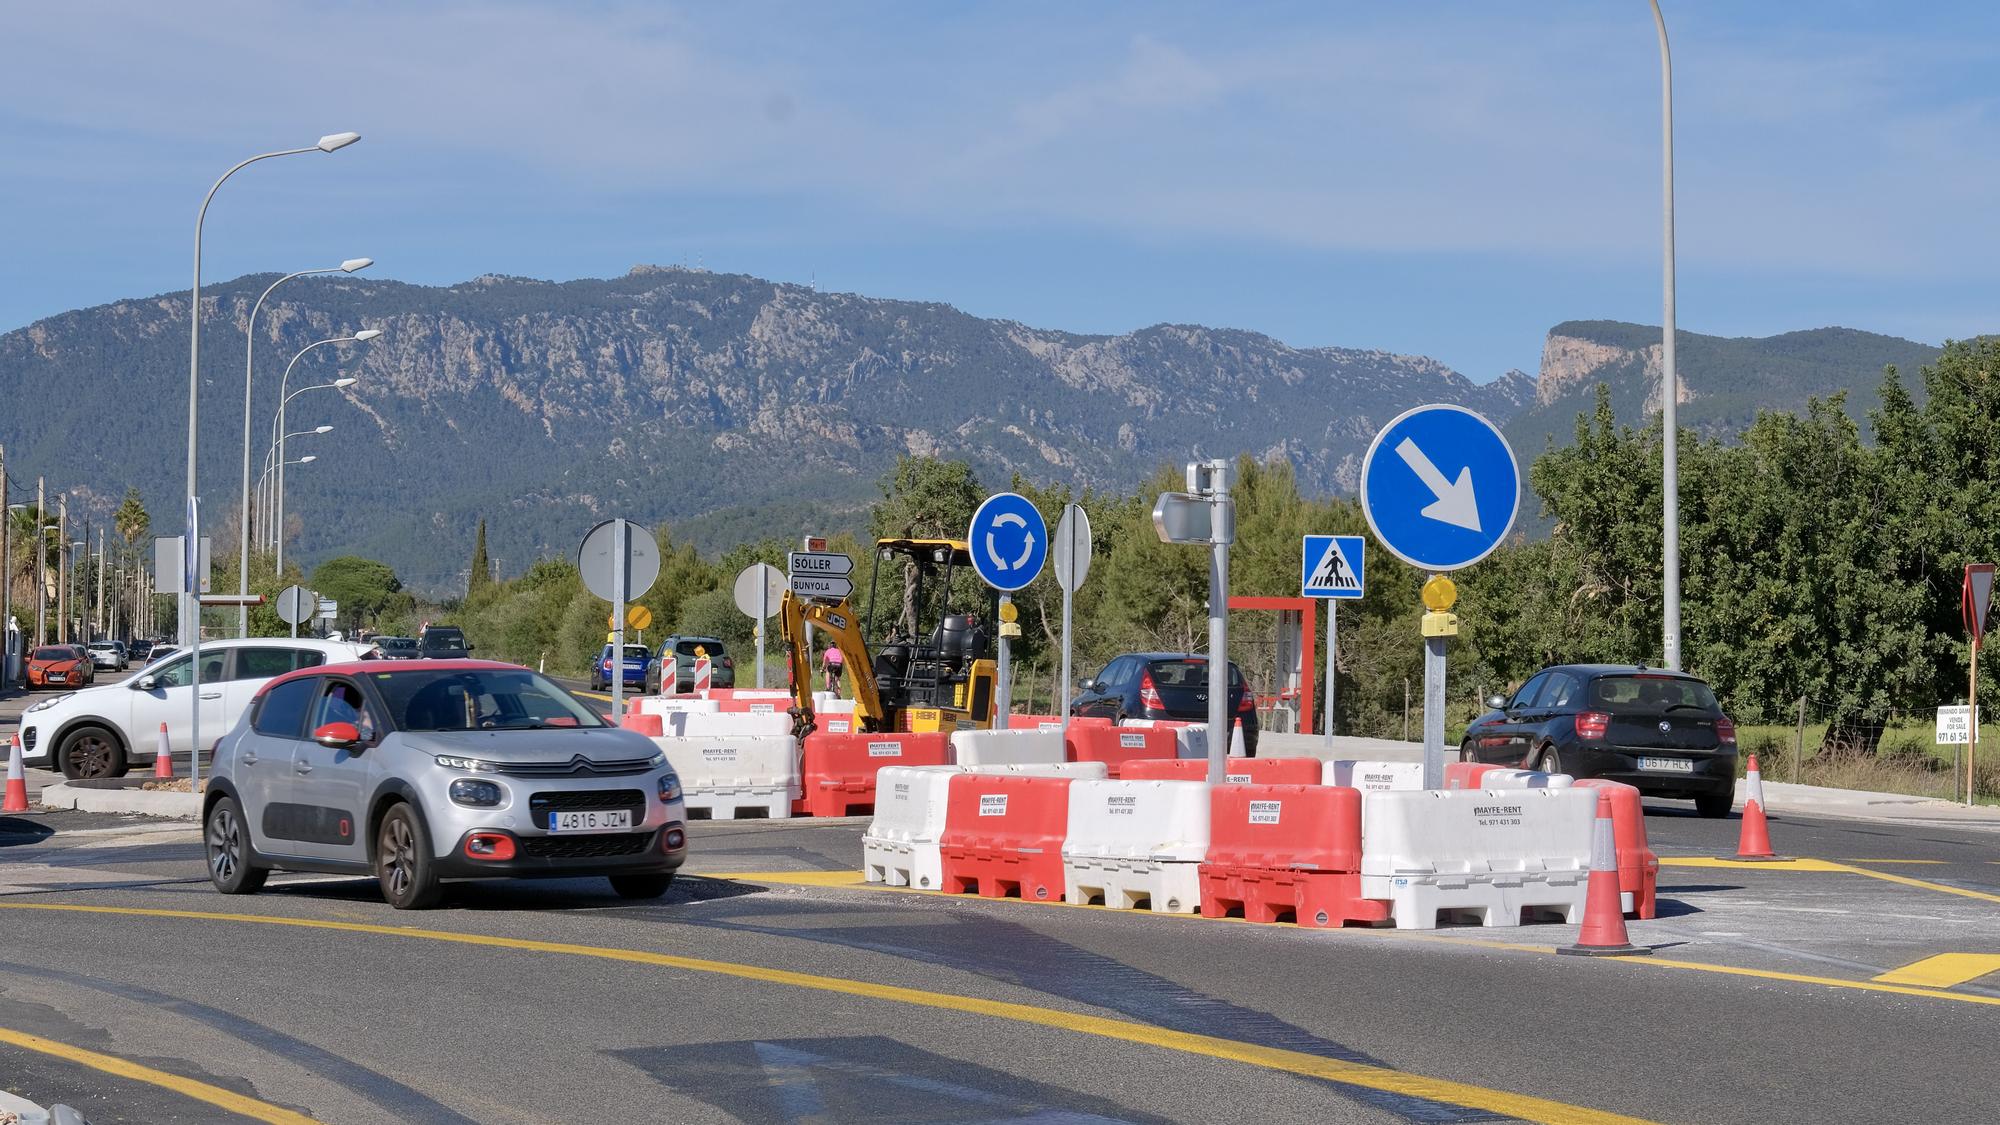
[0,266,1945,594]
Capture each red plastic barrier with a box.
[1113,757,1321,785]
[1006,713,1112,731]
[794,731,952,818]
[1445,761,1505,789]
[619,712,664,737]
[718,697,788,715]
[1197,784,1387,927]
[702,689,792,703]
[1572,778,1658,919]
[1066,725,1176,768]
[939,774,1073,901]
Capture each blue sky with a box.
[4,1,1998,380]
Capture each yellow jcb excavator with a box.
[780,538,999,738]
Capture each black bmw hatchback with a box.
[1460,664,1737,817]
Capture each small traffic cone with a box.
[153,723,174,779]
[3,733,30,813]
[1558,797,1650,957]
[1732,753,1783,861]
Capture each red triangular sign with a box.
[1965,564,1995,640]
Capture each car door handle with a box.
[200,691,222,700]
[294,762,312,774]
[241,753,259,765]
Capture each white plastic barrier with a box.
[1359,788,1594,929]
[813,693,857,714]
[1326,760,1426,792]
[1061,780,1210,913]
[1122,719,1206,759]
[635,696,721,717]
[862,763,1112,887]
[863,766,956,889]
[949,728,1066,767]
[663,710,792,739]
[652,735,798,819]
[1475,768,1574,790]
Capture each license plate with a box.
[1639,756,1693,774]
[548,809,632,833]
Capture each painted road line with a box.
[1871,954,2000,988]
[714,872,2000,1009]
[0,1026,316,1124]
[1836,858,1948,864]
[0,901,1655,1125]
[1661,856,2000,905]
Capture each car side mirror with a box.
[1080,679,1101,694]
[134,676,157,691]
[1485,694,1508,710]
[313,721,362,749]
[465,644,475,653]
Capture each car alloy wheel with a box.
[61,731,121,780]
[205,797,267,894]
[375,805,441,909]
[1540,745,1563,775]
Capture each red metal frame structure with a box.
[1227,595,1317,735]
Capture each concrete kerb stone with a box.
[38,779,201,820]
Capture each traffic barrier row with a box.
[1113,757,1320,785]
[862,763,1110,889]
[649,734,798,820]
[795,731,953,818]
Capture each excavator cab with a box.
[779,538,998,737]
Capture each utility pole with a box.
[56,496,67,644]
[95,526,105,638]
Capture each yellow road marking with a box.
[1837,859,1946,865]
[0,1026,317,1124]
[717,873,2000,1008]
[0,901,1652,1125]
[1658,857,1847,872]
[1871,953,2000,988]
[702,870,867,887]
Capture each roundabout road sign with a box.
[1360,404,1519,572]
[968,492,1048,592]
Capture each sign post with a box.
[734,562,787,688]
[184,497,202,790]
[1153,462,1235,784]
[276,585,316,638]
[1360,405,1519,789]
[967,493,1049,727]
[1053,504,1093,745]
[579,520,661,722]
[1963,563,1993,807]
[1300,534,1366,748]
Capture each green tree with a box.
[309,556,409,629]
[468,519,492,596]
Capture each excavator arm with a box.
[778,590,886,739]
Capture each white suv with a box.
[20,638,375,779]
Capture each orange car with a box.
[25,645,93,690]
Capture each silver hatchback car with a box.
[203,659,687,909]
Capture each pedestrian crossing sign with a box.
[1302,535,1366,599]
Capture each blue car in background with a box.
[592,643,653,692]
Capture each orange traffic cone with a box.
[3,733,30,813]
[1732,754,1783,861]
[153,723,173,779]
[1558,796,1650,957]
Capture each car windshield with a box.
[621,645,649,660]
[1590,675,1718,713]
[370,668,606,732]
[376,637,417,652]
[30,647,70,661]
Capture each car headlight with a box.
[434,754,499,773]
[449,778,504,807]
[25,694,74,714]
[658,771,683,803]
[645,751,667,769]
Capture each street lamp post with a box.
[258,428,330,553]
[266,354,368,569]
[186,132,359,791]
[238,257,373,636]
[1649,0,1681,670]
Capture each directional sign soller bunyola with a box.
[1360,404,1520,572]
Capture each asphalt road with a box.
[0,796,1995,1125]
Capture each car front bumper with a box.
[433,822,687,879]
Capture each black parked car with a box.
[417,625,471,659]
[1460,664,1737,817]
[1069,652,1259,755]
[373,636,421,660]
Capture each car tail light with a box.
[1236,691,1255,714]
[1139,670,1163,711]
[720,657,734,668]
[464,832,516,861]
[1716,716,1737,746]
[1575,711,1610,740]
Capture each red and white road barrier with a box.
[1572,779,1659,919]
[1111,756,1322,785]
[1064,725,1174,769]
[1061,779,1210,912]
[3,733,29,813]
[797,731,952,818]
[692,652,712,697]
[1360,788,1594,929]
[1198,784,1388,927]
[939,773,1073,901]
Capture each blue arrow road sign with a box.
[968,492,1048,592]
[1302,535,1366,599]
[1360,404,1519,572]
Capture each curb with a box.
[0,1089,89,1124]
[38,781,201,820]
